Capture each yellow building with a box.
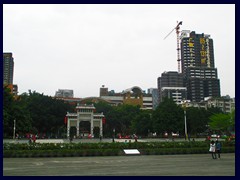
[122,86,143,108]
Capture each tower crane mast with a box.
[164,21,183,73]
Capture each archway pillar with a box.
[67,119,70,138]
[91,115,94,136]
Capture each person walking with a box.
[209,140,217,159]
[216,140,222,159]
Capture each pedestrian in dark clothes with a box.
[216,140,222,159]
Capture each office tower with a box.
[3,53,14,85]
[157,71,187,104]
[180,31,220,102]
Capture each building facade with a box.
[157,71,186,104]
[180,96,235,114]
[206,96,235,113]
[55,89,74,98]
[99,86,153,110]
[3,53,14,85]
[99,85,108,96]
[180,31,221,102]
[148,88,159,109]
[3,52,18,95]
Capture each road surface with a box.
[3,153,235,176]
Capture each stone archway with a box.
[66,104,105,138]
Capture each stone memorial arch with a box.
[66,104,104,138]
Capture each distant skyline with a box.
[3,4,235,98]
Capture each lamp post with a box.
[184,109,188,140]
[112,128,115,142]
[13,119,16,139]
[183,101,188,141]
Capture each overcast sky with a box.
[3,4,235,98]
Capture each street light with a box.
[13,119,16,139]
[183,101,188,140]
[184,109,188,140]
[112,128,115,142]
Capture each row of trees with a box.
[3,86,235,138]
[3,87,74,138]
[95,98,234,138]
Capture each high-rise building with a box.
[3,53,14,85]
[157,71,187,104]
[180,31,220,102]
[3,52,18,95]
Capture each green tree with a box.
[105,104,141,136]
[209,112,235,135]
[23,91,74,137]
[152,98,184,136]
[3,86,15,137]
[4,90,75,138]
[185,107,209,136]
[130,110,152,136]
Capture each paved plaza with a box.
[3,153,235,176]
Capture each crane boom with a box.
[163,27,175,40]
[163,21,182,40]
[163,21,183,73]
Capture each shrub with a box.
[3,141,235,158]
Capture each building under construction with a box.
[162,22,221,102]
[180,31,221,102]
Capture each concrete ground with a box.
[3,153,235,176]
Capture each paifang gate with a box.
[66,104,104,138]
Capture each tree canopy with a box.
[209,110,235,135]
[4,87,232,138]
[3,87,74,138]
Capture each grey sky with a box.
[3,4,235,98]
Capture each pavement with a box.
[3,153,235,176]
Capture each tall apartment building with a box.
[157,71,187,104]
[180,31,220,102]
[3,52,18,95]
[3,53,14,85]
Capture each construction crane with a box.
[164,21,183,73]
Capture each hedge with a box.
[3,141,235,158]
